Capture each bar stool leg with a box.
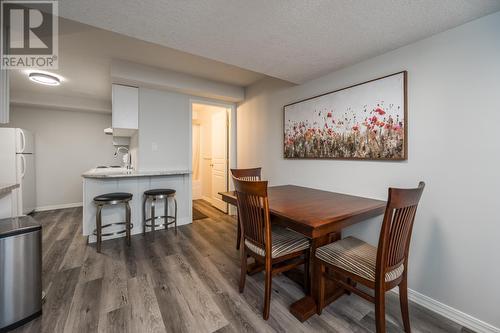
[174,197,178,235]
[96,205,102,253]
[125,201,131,246]
[151,198,156,237]
[164,197,168,230]
[142,196,147,235]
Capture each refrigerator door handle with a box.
[20,154,26,178]
[19,129,26,153]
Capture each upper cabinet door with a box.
[112,84,139,136]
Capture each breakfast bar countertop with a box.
[82,168,191,179]
[0,184,20,196]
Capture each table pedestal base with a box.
[290,287,346,322]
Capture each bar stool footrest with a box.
[93,222,134,237]
[144,216,176,228]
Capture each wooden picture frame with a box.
[283,71,408,160]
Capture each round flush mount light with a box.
[28,72,61,86]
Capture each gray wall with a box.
[237,12,500,329]
[2,106,116,209]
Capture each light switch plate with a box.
[152,142,158,151]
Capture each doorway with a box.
[191,102,231,215]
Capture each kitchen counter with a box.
[0,184,19,196]
[82,168,192,243]
[0,184,19,219]
[82,168,191,179]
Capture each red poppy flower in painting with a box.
[375,107,386,115]
[371,116,378,123]
[327,112,332,118]
[352,125,359,131]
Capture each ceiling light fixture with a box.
[28,72,61,86]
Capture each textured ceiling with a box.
[10,19,264,107]
[59,0,500,83]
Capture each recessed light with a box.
[28,72,61,86]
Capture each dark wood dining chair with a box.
[233,177,310,320]
[315,182,425,333]
[230,167,262,250]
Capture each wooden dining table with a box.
[219,184,386,322]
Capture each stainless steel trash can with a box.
[0,216,42,332]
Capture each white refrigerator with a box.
[0,128,36,215]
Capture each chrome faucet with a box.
[114,146,132,170]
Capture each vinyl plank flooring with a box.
[98,305,133,333]
[162,254,228,332]
[127,274,167,333]
[58,222,87,271]
[63,278,103,332]
[11,202,477,333]
[99,242,129,314]
[41,266,82,333]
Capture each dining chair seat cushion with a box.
[315,236,404,282]
[245,226,310,258]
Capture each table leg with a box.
[289,232,343,322]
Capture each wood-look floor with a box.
[13,200,473,333]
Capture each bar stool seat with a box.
[94,192,133,202]
[144,189,176,196]
[143,188,177,236]
[93,192,133,253]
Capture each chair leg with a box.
[125,201,131,246]
[317,260,325,315]
[236,214,241,250]
[304,249,310,293]
[375,287,386,333]
[263,260,272,320]
[239,246,247,293]
[399,274,411,333]
[345,277,353,295]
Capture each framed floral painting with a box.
[284,71,407,160]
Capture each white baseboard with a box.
[35,202,83,212]
[391,288,499,333]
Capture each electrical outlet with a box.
[152,142,158,152]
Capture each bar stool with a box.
[143,189,177,235]
[93,192,133,253]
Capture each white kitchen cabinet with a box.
[112,84,138,136]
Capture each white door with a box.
[17,154,36,215]
[211,110,228,212]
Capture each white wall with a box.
[2,106,116,209]
[138,88,191,171]
[237,12,500,330]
